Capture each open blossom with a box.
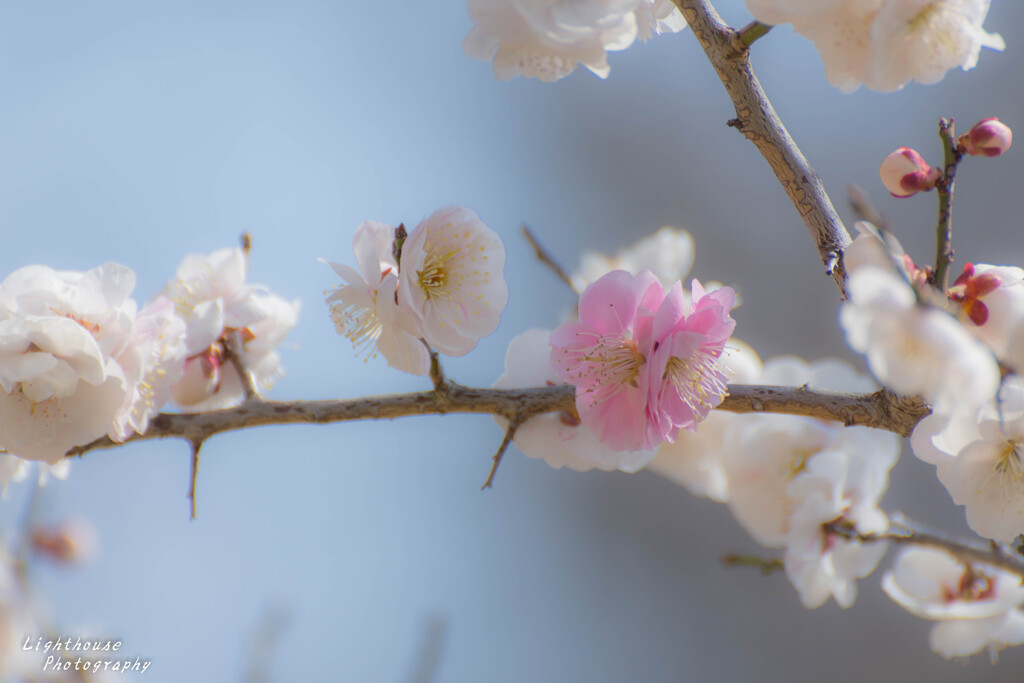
[784,449,890,609]
[935,379,1024,543]
[398,206,507,357]
[648,339,763,502]
[464,0,684,82]
[0,264,147,463]
[747,0,1004,92]
[883,547,1024,659]
[840,266,999,414]
[644,280,735,446]
[324,221,430,376]
[948,263,1024,363]
[162,247,299,410]
[722,356,898,548]
[551,270,662,452]
[494,329,652,472]
[552,271,736,452]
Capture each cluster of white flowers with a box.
[746,0,1005,92]
[464,0,686,82]
[324,205,508,376]
[0,247,299,487]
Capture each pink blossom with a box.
[550,270,663,452]
[879,147,940,197]
[645,280,735,446]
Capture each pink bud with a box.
[879,147,940,198]
[959,117,1012,157]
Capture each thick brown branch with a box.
[673,0,852,296]
[66,384,930,457]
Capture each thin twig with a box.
[672,0,852,296]
[424,341,447,392]
[188,439,202,521]
[482,417,522,490]
[521,225,579,293]
[847,183,888,232]
[64,384,930,459]
[721,553,785,575]
[827,519,1024,578]
[933,118,964,291]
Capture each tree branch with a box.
[65,384,929,458]
[673,0,852,296]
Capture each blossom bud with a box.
[879,147,940,198]
[958,117,1012,157]
[31,517,99,565]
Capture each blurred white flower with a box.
[324,221,430,376]
[722,356,898,548]
[398,206,507,357]
[464,0,640,81]
[784,449,890,608]
[0,264,139,463]
[571,226,695,293]
[948,263,1024,364]
[494,329,653,472]
[935,379,1024,543]
[840,266,999,414]
[746,0,1004,92]
[162,247,300,410]
[883,547,1024,659]
[648,339,762,502]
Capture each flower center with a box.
[663,346,727,414]
[330,297,383,361]
[418,247,462,300]
[994,440,1024,483]
[566,333,646,402]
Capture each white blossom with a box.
[948,263,1024,364]
[464,0,640,81]
[0,264,139,463]
[398,206,507,357]
[883,547,1024,659]
[935,379,1024,543]
[571,226,695,293]
[746,0,1004,92]
[324,221,430,376]
[162,247,300,410]
[840,266,999,414]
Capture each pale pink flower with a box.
[324,221,429,376]
[644,279,735,447]
[494,329,652,472]
[883,547,1024,659]
[162,247,300,410]
[398,206,508,357]
[550,270,663,452]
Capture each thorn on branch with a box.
[521,225,578,293]
[726,118,743,130]
[721,553,785,575]
[734,20,773,49]
[188,439,203,521]
[240,232,253,255]
[482,417,522,490]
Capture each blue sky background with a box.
[2,1,1024,681]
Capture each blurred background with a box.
[1,1,1022,680]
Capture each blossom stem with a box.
[721,553,784,574]
[65,384,931,460]
[226,330,260,402]
[736,20,772,48]
[934,118,964,292]
[672,0,851,296]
